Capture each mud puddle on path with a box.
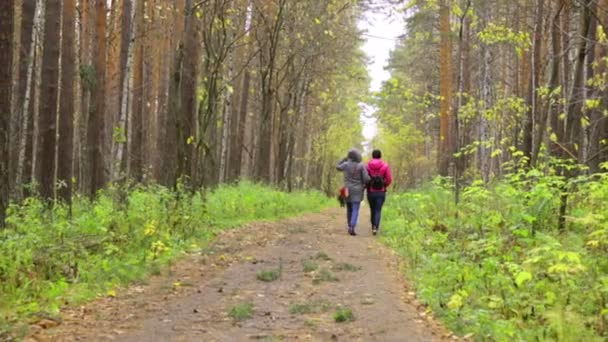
[31,208,455,342]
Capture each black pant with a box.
[367,191,386,229]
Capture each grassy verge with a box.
[381,171,608,341]
[0,181,331,336]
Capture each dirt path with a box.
[32,208,453,341]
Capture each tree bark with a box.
[178,0,200,183]
[129,0,144,181]
[565,0,592,162]
[10,0,34,198]
[548,0,565,159]
[438,0,453,176]
[106,0,123,180]
[526,0,544,166]
[113,0,136,181]
[57,0,76,202]
[0,0,14,226]
[37,0,61,199]
[88,0,108,195]
[15,0,43,200]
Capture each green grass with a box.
[228,302,254,321]
[302,260,319,273]
[333,262,361,272]
[333,307,355,322]
[312,268,339,284]
[314,252,332,261]
[257,269,280,282]
[288,300,331,315]
[0,181,332,334]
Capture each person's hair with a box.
[372,149,382,159]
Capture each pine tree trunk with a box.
[129,0,145,181]
[88,0,107,195]
[57,0,76,202]
[528,0,546,166]
[0,0,14,226]
[178,0,200,183]
[37,0,61,199]
[565,0,592,162]
[549,1,565,159]
[107,0,123,180]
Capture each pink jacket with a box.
[366,159,392,192]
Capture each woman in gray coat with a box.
[337,149,370,235]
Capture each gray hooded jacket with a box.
[336,149,370,202]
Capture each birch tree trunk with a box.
[438,0,453,176]
[113,0,136,181]
[15,0,44,200]
[219,42,234,183]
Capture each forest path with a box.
[33,208,452,342]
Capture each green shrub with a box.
[381,170,608,340]
[333,307,355,322]
[314,251,331,261]
[256,269,280,282]
[312,268,339,284]
[302,260,319,273]
[228,302,254,321]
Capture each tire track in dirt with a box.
[32,208,455,341]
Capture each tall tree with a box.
[525,0,545,166]
[0,0,14,225]
[37,0,61,199]
[438,0,453,176]
[57,0,76,202]
[88,0,108,196]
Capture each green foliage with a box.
[477,23,531,55]
[228,302,254,321]
[0,182,331,330]
[256,269,280,282]
[302,260,319,273]
[333,307,355,323]
[314,251,332,261]
[333,262,361,272]
[382,170,608,340]
[288,300,331,315]
[312,268,339,284]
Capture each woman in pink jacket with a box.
[366,149,392,235]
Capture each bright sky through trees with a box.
[359,2,404,142]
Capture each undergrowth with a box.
[382,164,608,341]
[0,181,330,334]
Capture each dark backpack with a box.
[370,173,385,190]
